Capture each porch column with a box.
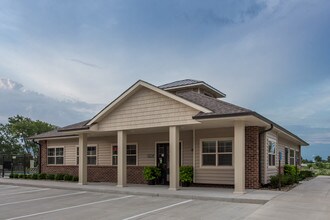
[117,130,127,187]
[169,126,180,191]
[234,121,245,193]
[78,133,87,185]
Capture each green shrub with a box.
[72,176,79,182]
[47,174,55,180]
[284,165,298,176]
[38,173,47,180]
[18,174,25,179]
[55,173,65,181]
[180,166,193,184]
[299,170,314,179]
[13,174,19,179]
[25,174,31,179]
[31,173,39,179]
[9,173,14,178]
[270,174,296,188]
[64,174,73,181]
[143,166,161,181]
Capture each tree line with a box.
[0,115,56,158]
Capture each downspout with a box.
[258,124,273,186]
[33,139,42,174]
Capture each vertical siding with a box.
[98,87,199,131]
[195,128,235,185]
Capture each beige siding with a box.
[195,128,235,185]
[98,87,200,131]
[263,132,301,183]
[45,131,194,167]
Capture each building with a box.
[31,79,308,193]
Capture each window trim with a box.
[199,138,234,169]
[111,143,138,166]
[289,148,295,165]
[47,146,65,166]
[267,138,276,168]
[76,144,98,166]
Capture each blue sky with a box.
[0,0,330,160]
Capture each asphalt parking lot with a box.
[0,185,261,220]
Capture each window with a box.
[112,144,137,166]
[284,148,289,165]
[47,147,64,165]
[87,146,97,165]
[290,149,295,165]
[201,140,232,166]
[127,144,137,165]
[268,139,276,166]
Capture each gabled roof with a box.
[159,79,226,98]
[86,80,212,126]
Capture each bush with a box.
[19,174,25,179]
[299,170,314,179]
[270,174,296,188]
[284,165,298,176]
[64,174,73,181]
[47,174,55,180]
[180,166,193,184]
[38,173,47,180]
[31,173,39,179]
[13,174,19,179]
[143,166,161,181]
[9,173,14,178]
[55,173,65,181]
[72,176,79,182]
[25,175,31,179]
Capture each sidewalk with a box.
[0,178,282,204]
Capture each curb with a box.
[0,181,268,205]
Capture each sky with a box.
[0,0,329,160]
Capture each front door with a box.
[156,143,169,185]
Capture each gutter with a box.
[33,139,42,174]
[258,124,273,186]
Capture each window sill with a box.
[199,166,234,169]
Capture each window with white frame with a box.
[290,149,295,165]
[87,146,97,165]
[112,144,137,166]
[268,139,276,166]
[47,147,64,165]
[201,140,233,166]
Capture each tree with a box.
[5,115,56,157]
[0,123,22,155]
[314,155,322,163]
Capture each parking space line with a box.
[5,195,134,220]
[0,186,20,190]
[0,188,50,196]
[122,199,193,220]
[0,191,87,207]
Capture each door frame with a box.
[154,141,183,166]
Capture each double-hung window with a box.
[268,139,276,166]
[290,149,295,165]
[87,146,97,165]
[76,146,97,165]
[47,147,64,165]
[112,144,137,166]
[201,140,233,167]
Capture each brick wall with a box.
[245,126,260,189]
[40,141,146,184]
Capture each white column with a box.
[169,126,180,191]
[117,130,127,187]
[234,121,246,193]
[78,133,87,185]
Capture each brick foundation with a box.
[245,126,260,189]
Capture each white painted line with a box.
[6,195,134,220]
[122,199,193,220]
[0,191,87,206]
[0,186,20,190]
[0,188,50,196]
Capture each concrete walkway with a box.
[0,178,282,204]
[245,176,330,219]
